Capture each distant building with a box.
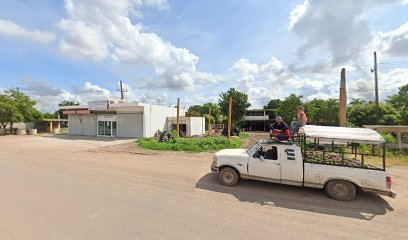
[60,101,204,138]
[243,109,276,131]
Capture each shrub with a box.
[137,134,248,152]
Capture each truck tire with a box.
[325,180,356,201]
[219,167,239,186]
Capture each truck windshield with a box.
[245,142,261,156]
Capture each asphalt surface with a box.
[0,134,407,240]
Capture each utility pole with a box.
[208,105,211,136]
[339,68,347,127]
[228,95,232,142]
[117,81,128,101]
[177,98,180,137]
[371,52,380,124]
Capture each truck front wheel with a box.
[325,180,356,201]
[219,167,239,186]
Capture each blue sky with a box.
[0,0,407,112]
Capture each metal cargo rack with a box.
[294,125,386,171]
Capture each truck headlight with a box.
[212,155,217,165]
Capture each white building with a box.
[166,116,206,137]
[60,101,204,138]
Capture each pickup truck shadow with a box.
[196,173,393,220]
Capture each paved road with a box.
[0,135,407,240]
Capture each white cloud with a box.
[374,21,408,58]
[19,79,115,112]
[230,58,260,74]
[0,19,55,44]
[142,0,169,9]
[289,0,309,30]
[57,0,220,89]
[289,0,397,65]
[20,77,64,96]
[230,57,286,76]
[346,67,408,102]
[57,20,109,61]
[71,82,113,100]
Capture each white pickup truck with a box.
[211,125,396,201]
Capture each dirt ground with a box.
[0,134,407,240]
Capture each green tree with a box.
[349,98,366,106]
[42,112,58,119]
[263,99,281,119]
[304,98,339,126]
[185,110,201,117]
[276,94,303,123]
[202,103,222,123]
[347,103,402,126]
[56,100,80,118]
[59,100,80,106]
[0,94,24,131]
[264,99,282,109]
[7,89,42,123]
[386,84,408,124]
[186,103,222,123]
[218,88,251,127]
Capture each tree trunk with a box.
[10,122,13,134]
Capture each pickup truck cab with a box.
[211,126,396,201]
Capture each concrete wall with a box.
[139,103,187,138]
[81,115,97,136]
[165,117,205,137]
[189,117,205,136]
[5,122,35,130]
[68,115,82,135]
[117,113,143,138]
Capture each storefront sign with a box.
[77,110,91,114]
[62,110,77,115]
[88,100,109,111]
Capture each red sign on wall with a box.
[62,110,77,115]
[76,110,91,115]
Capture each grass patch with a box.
[137,132,249,153]
[365,154,408,167]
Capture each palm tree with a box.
[349,98,366,106]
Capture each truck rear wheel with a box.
[219,167,239,186]
[325,180,356,201]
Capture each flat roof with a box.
[303,125,385,144]
[59,105,88,110]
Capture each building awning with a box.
[303,125,385,144]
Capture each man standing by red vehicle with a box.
[270,117,291,140]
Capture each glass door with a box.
[104,121,111,136]
[97,121,117,137]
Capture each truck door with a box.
[248,145,281,182]
[280,147,303,186]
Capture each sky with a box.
[0,0,407,112]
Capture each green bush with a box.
[137,134,248,152]
[381,133,396,144]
